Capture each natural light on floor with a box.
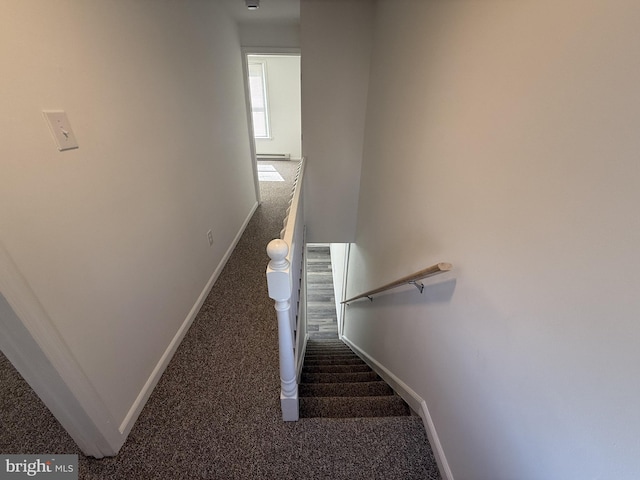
[257,164,284,182]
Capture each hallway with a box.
[1,160,438,478]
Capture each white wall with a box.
[0,0,256,451]
[345,1,640,478]
[239,23,300,49]
[300,0,374,242]
[329,243,349,334]
[252,55,302,159]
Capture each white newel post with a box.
[266,239,299,421]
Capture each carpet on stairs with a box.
[299,339,411,419]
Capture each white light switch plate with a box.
[43,110,79,151]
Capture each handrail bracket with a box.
[408,280,424,294]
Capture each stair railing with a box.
[342,262,452,304]
[266,159,306,421]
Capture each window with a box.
[248,62,270,139]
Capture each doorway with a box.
[242,49,301,203]
[247,54,301,161]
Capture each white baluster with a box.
[266,239,299,421]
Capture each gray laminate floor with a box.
[306,245,339,339]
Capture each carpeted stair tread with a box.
[299,381,394,397]
[305,350,354,356]
[305,350,353,355]
[304,351,360,359]
[302,364,372,374]
[305,351,354,356]
[305,347,355,353]
[306,342,352,347]
[305,346,354,352]
[304,354,357,360]
[300,396,411,418]
[305,348,358,352]
[304,357,366,366]
[303,355,362,362]
[301,371,381,384]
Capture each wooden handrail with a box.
[342,262,452,304]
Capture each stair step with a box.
[301,371,380,383]
[305,349,356,354]
[302,364,372,374]
[307,345,350,348]
[304,357,366,366]
[305,352,359,358]
[299,395,410,418]
[304,351,361,358]
[304,352,360,359]
[299,381,394,397]
[305,345,353,351]
[305,350,354,356]
[307,341,348,347]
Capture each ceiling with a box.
[220,0,300,24]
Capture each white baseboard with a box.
[341,335,454,480]
[119,201,260,436]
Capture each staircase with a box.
[299,339,411,418]
[296,246,442,479]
